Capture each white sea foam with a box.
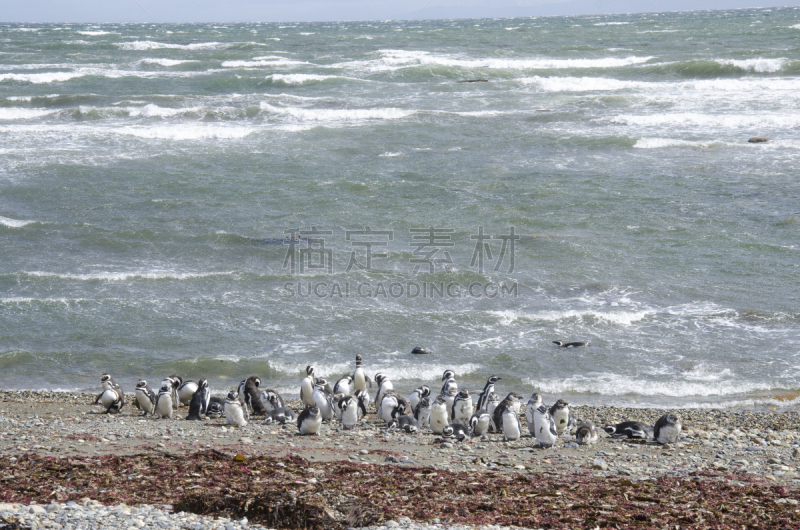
[259,102,413,122]
[221,57,307,68]
[593,21,630,26]
[0,108,55,120]
[77,30,112,36]
[488,308,652,326]
[634,138,725,149]
[126,104,194,118]
[117,41,226,51]
[115,125,256,140]
[525,372,793,398]
[716,58,787,73]
[23,270,234,281]
[268,74,339,84]
[611,112,800,129]
[0,72,84,84]
[378,151,403,157]
[523,76,648,92]
[139,58,197,66]
[0,216,35,228]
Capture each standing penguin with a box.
[533,404,558,448]
[549,399,570,435]
[374,373,394,411]
[576,420,598,445]
[429,395,450,434]
[297,405,323,435]
[154,383,174,419]
[243,376,266,415]
[259,389,285,413]
[654,413,682,444]
[408,385,430,411]
[333,375,354,396]
[486,392,501,431]
[451,389,473,423]
[475,375,501,412]
[502,408,522,442]
[469,410,492,437]
[134,380,156,416]
[378,390,400,424]
[95,374,125,412]
[300,365,316,407]
[186,379,210,421]
[525,393,542,437]
[160,375,181,410]
[224,390,248,427]
[312,379,335,421]
[338,395,360,430]
[440,370,457,396]
[352,354,372,403]
[443,387,458,419]
[492,392,522,433]
[414,396,433,430]
[354,389,369,420]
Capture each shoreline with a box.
[1,390,799,528]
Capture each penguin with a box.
[502,408,522,442]
[525,393,542,437]
[451,389,473,423]
[177,380,199,407]
[492,392,522,433]
[443,387,458,419]
[99,387,124,414]
[411,347,430,355]
[440,370,457,396]
[449,422,471,442]
[312,379,335,421]
[352,354,372,402]
[374,373,393,411]
[378,390,400,424]
[576,420,598,445]
[161,375,182,410]
[603,421,653,440]
[388,404,421,434]
[408,385,430,412]
[486,392,501,431]
[469,410,492,437]
[475,375,501,412]
[552,340,589,348]
[134,380,156,416]
[206,396,225,418]
[429,395,450,434]
[259,389,285,412]
[154,383,174,419]
[338,395,360,429]
[242,376,266,415]
[354,389,369,420]
[224,390,248,427]
[330,393,346,421]
[300,365,316,407]
[414,396,433,430]
[186,379,210,421]
[549,399,570,435]
[263,407,298,425]
[654,413,682,444]
[333,375,354,396]
[297,405,322,435]
[533,404,558,448]
[95,374,125,411]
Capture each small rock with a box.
[385,521,400,527]
[359,449,369,455]
[440,442,454,449]
[592,459,608,471]
[792,447,800,459]
[384,456,398,463]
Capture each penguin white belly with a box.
[526,406,536,436]
[300,377,315,407]
[135,389,155,415]
[376,381,393,409]
[379,395,398,424]
[340,402,359,429]
[453,398,473,423]
[473,414,491,436]
[155,394,173,419]
[429,405,450,434]
[313,390,334,420]
[299,414,322,435]
[551,408,570,434]
[225,402,248,427]
[354,369,366,392]
[534,410,558,447]
[657,424,681,444]
[502,412,521,441]
[177,382,198,406]
[100,389,120,412]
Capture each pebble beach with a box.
[1,390,799,529]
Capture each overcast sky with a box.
[1,0,799,23]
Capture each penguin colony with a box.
[95,349,682,447]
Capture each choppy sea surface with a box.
[1,8,799,409]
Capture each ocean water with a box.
[1,8,799,409]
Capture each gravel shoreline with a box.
[1,390,798,529]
